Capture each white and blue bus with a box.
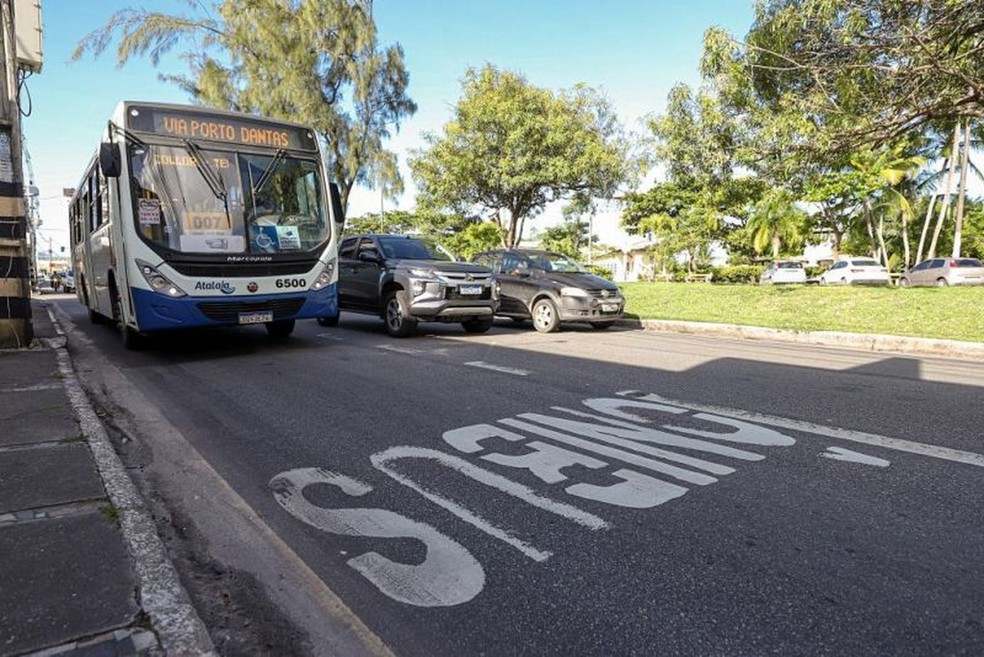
[69,101,344,348]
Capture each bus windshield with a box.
[129,143,328,255]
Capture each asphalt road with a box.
[54,297,984,656]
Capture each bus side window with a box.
[100,169,109,225]
[90,171,99,230]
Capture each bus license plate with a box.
[459,285,483,296]
[601,303,619,313]
[239,311,273,325]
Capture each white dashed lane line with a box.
[464,361,531,376]
[377,344,425,355]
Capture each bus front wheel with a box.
[110,281,143,350]
[266,319,295,340]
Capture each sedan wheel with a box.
[936,278,948,287]
[531,298,560,333]
[898,277,910,287]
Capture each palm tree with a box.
[850,148,926,267]
[747,189,806,259]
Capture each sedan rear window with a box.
[953,258,983,267]
[776,261,803,269]
[850,259,881,267]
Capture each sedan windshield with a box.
[130,143,328,255]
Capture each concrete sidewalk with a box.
[0,303,210,656]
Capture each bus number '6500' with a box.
[275,278,307,289]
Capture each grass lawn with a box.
[619,283,984,343]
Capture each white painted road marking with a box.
[616,390,984,469]
[270,467,485,607]
[272,390,981,609]
[371,446,609,562]
[821,447,891,467]
[1,382,61,392]
[464,361,531,376]
[377,344,424,355]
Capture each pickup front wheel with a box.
[383,290,417,338]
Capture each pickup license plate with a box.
[459,285,483,296]
[238,311,273,325]
[601,303,619,313]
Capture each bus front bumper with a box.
[130,284,339,332]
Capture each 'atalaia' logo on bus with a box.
[195,281,236,295]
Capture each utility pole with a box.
[0,0,32,347]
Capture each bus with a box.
[69,101,344,348]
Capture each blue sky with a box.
[26,0,756,252]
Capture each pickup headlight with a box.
[560,286,590,298]
[136,259,186,298]
[310,258,337,291]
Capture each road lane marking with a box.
[0,382,61,392]
[371,446,609,562]
[500,417,724,485]
[271,467,485,608]
[464,361,530,376]
[617,390,984,468]
[273,390,980,609]
[377,344,424,355]
[821,447,891,467]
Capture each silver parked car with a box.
[898,258,984,287]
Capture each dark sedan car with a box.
[472,249,624,332]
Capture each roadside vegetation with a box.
[76,1,984,273]
[620,283,984,343]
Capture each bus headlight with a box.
[136,259,186,298]
[310,258,337,291]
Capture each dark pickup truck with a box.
[322,233,499,337]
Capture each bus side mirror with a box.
[329,182,345,228]
[99,143,121,178]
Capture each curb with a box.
[44,307,218,657]
[620,318,984,360]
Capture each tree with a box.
[747,189,807,259]
[344,210,501,260]
[72,0,416,212]
[537,219,592,259]
[410,65,636,248]
[621,182,720,273]
[722,1,984,149]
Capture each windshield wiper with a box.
[182,139,227,201]
[252,148,287,196]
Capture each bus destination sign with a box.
[126,106,318,152]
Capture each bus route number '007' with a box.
[276,278,307,289]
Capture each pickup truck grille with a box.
[197,298,305,322]
[435,271,492,284]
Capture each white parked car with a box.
[760,260,806,284]
[819,258,891,285]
